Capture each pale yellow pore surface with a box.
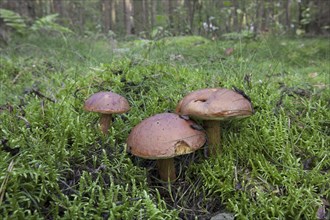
[174,140,194,155]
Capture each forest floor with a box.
[0,34,329,219]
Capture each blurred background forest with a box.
[0,0,329,42]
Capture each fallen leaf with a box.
[211,212,235,220]
[224,48,234,56]
[309,72,318,78]
[313,84,327,89]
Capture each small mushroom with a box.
[176,88,253,156]
[127,113,206,182]
[84,91,130,135]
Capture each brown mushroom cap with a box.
[127,113,206,159]
[176,88,253,120]
[84,91,130,114]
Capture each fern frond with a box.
[0,8,27,34]
[31,13,72,34]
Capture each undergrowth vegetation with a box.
[0,35,329,219]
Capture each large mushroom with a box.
[84,91,130,135]
[175,88,253,156]
[127,113,206,182]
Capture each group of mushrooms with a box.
[84,88,253,182]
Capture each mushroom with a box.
[175,88,253,156]
[127,113,206,182]
[84,91,130,135]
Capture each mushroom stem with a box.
[99,114,112,135]
[157,158,176,182]
[205,120,221,156]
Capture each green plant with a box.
[0,9,26,34]
[31,14,72,34]
[0,9,72,36]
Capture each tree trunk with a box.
[101,0,111,33]
[0,0,18,11]
[36,0,45,18]
[77,3,85,33]
[185,0,197,34]
[232,0,239,32]
[197,0,203,35]
[254,0,260,35]
[260,0,267,32]
[241,0,246,31]
[133,0,143,34]
[168,0,174,29]
[53,0,64,15]
[16,1,28,19]
[285,0,291,31]
[143,0,149,32]
[150,0,156,29]
[25,0,36,19]
[226,10,231,33]
[110,0,116,31]
[306,0,328,34]
[240,0,246,32]
[123,0,133,35]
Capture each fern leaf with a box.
[31,13,72,34]
[0,9,26,34]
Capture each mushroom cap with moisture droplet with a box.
[84,91,130,114]
[176,88,253,120]
[127,113,206,159]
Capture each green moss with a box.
[0,35,329,219]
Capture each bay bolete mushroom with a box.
[127,113,206,182]
[84,91,130,135]
[175,88,253,156]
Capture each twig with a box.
[12,72,23,84]
[26,88,56,103]
[59,180,79,195]
[17,115,31,128]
